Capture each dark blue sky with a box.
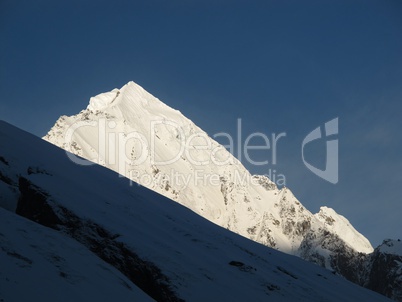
[1,0,401,246]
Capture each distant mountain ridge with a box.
[43,81,401,300]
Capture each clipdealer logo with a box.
[302,118,339,184]
[62,117,339,185]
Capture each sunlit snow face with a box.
[54,83,339,188]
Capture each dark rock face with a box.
[16,177,184,302]
[16,177,62,228]
[365,241,402,301]
[299,230,402,301]
[299,228,368,283]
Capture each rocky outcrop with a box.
[300,230,402,301]
[365,240,402,301]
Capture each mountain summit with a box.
[44,81,373,254]
[44,81,400,300]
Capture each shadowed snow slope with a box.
[0,120,391,301]
[0,208,153,302]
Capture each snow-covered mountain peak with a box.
[315,206,374,253]
[87,81,169,113]
[378,239,402,255]
[316,206,344,226]
[87,88,120,111]
[1,120,393,301]
[44,82,375,273]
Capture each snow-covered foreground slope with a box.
[44,81,373,259]
[0,208,153,302]
[0,120,391,301]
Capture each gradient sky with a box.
[1,0,401,247]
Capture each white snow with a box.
[0,120,391,301]
[43,81,374,267]
[315,206,374,253]
[87,88,120,111]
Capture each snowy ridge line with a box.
[0,120,393,301]
[41,81,401,300]
[43,81,373,253]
